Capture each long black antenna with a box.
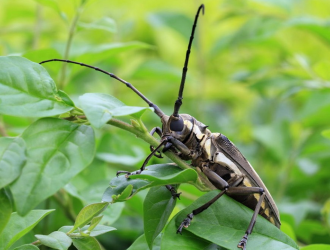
[172,4,205,117]
[39,59,165,118]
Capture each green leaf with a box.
[12,245,39,250]
[0,137,26,189]
[300,245,330,250]
[79,93,152,128]
[35,231,72,250]
[71,42,152,62]
[10,118,95,215]
[148,12,193,38]
[114,184,134,202]
[88,225,116,237]
[70,202,109,233]
[127,234,161,250]
[72,237,103,250]
[0,56,73,117]
[78,17,117,33]
[144,186,177,250]
[172,191,298,250]
[0,189,12,234]
[162,216,217,250]
[322,129,330,140]
[285,17,330,45]
[87,215,103,232]
[280,221,296,242]
[60,224,116,237]
[102,164,198,203]
[0,209,54,250]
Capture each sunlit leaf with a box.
[0,56,73,117]
[60,224,116,237]
[300,244,330,250]
[79,93,152,128]
[87,215,103,232]
[35,231,72,250]
[78,17,117,33]
[70,202,109,233]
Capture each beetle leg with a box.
[237,192,266,250]
[149,127,163,158]
[177,189,227,234]
[165,185,181,199]
[116,139,167,178]
[177,166,230,233]
[165,136,194,158]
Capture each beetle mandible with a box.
[40,4,280,250]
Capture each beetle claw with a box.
[177,213,194,234]
[237,233,248,250]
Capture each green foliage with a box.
[0,210,54,250]
[0,137,26,189]
[1,0,330,249]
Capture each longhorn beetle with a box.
[40,4,280,250]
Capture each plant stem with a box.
[0,116,8,137]
[33,4,42,50]
[58,2,85,89]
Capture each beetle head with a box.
[161,114,195,142]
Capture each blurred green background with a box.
[1,0,330,249]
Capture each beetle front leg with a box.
[117,139,168,178]
[165,136,193,159]
[149,127,163,158]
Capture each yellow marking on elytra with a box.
[253,193,260,201]
[264,208,270,217]
[243,179,252,187]
[261,200,266,209]
[270,217,275,225]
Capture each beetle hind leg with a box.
[237,192,266,250]
[177,189,227,234]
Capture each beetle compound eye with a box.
[170,116,184,131]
